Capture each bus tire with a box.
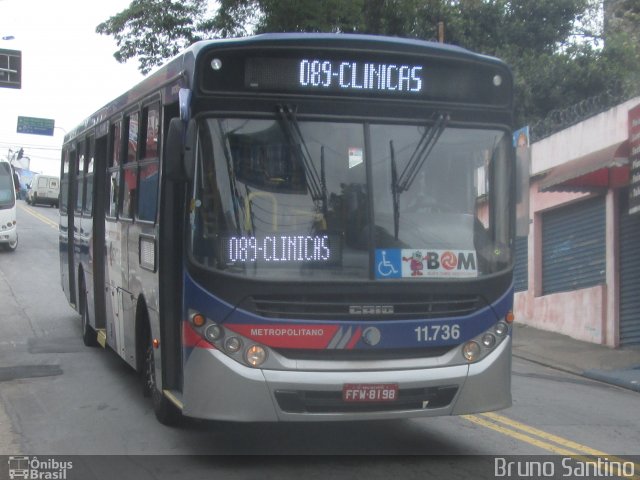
[142,328,182,426]
[5,234,17,252]
[80,283,98,347]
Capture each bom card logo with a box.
[375,249,477,279]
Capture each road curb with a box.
[583,368,640,393]
[514,352,640,393]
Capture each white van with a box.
[27,174,60,207]
[0,159,18,251]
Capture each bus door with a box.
[91,132,108,333]
[73,141,89,307]
[64,147,78,306]
[104,120,128,357]
[114,110,140,366]
[77,136,100,327]
[105,221,126,355]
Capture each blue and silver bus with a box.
[60,33,515,424]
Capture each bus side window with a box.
[127,112,139,163]
[84,147,94,216]
[143,103,159,160]
[121,167,137,219]
[120,113,139,220]
[75,142,85,214]
[107,121,122,219]
[138,103,160,222]
[60,152,70,214]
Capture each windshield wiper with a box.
[391,113,449,239]
[390,140,400,239]
[216,119,244,234]
[395,113,449,193]
[276,105,326,205]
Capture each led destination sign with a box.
[225,234,333,264]
[298,59,423,93]
[244,55,425,97]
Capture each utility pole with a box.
[438,22,445,43]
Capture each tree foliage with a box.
[96,0,209,73]
[97,0,640,128]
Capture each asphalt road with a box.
[0,200,638,479]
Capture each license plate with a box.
[342,383,398,403]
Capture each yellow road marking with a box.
[18,203,58,229]
[463,413,640,479]
[463,414,579,455]
[482,412,611,456]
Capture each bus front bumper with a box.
[181,337,511,422]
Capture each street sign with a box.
[0,48,21,89]
[16,116,55,136]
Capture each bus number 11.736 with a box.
[414,324,461,342]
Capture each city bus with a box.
[59,33,516,425]
[0,158,18,252]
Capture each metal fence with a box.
[529,82,640,142]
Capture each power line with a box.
[0,142,61,152]
[22,154,60,161]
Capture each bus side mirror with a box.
[183,120,196,182]
[165,118,185,181]
[164,118,196,182]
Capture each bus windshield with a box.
[189,117,512,280]
[0,162,16,209]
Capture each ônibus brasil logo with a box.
[8,456,73,480]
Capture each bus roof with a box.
[185,32,504,61]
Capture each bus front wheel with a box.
[4,234,17,252]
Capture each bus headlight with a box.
[481,333,496,348]
[245,345,267,367]
[495,321,509,337]
[224,336,242,353]
[204,323,223,342]
[462,341,481,362]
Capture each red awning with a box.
[538,142,630,193]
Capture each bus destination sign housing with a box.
[200,47,512,107]
[250,57,424,94]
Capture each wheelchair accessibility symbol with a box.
[375,249,401,278]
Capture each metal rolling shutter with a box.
[542,197,606,295]
[619,191,640,346]
[513,236,528,292]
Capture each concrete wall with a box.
[514,181,613,345]
[513,97,640,347]
[532,97,640,175]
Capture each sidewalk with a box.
[512,322,640,392]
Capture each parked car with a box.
[27,174,60,207]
